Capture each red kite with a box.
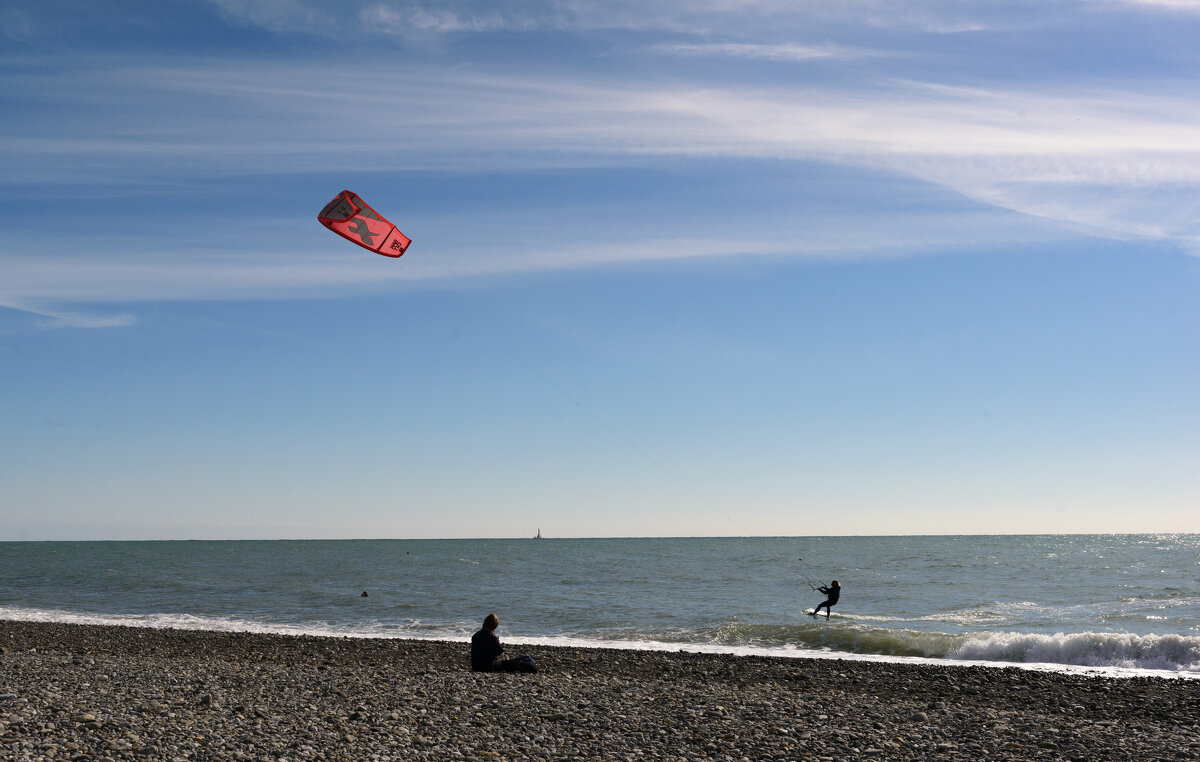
[318,190,411,258]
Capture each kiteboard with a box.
[806,609,845,619]
[318,190,411,258]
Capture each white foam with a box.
[949,630,1200,673]
[0,607,469,642]
[4,607,1198,680]
[497,634,1200,680]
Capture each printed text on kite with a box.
[317,191,411,258]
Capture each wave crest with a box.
[698,621,1200,672]
[948,631,1200,672]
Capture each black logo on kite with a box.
[348,217,376,246]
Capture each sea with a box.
[2,535,1198,679]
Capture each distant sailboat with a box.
[534,528,542,539]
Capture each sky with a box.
[2,0,1198,540]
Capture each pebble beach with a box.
[2,620,1198,761]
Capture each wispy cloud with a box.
[358,3,537,33]
[1,10,36,41]
[9,60,1195,239]
[35,310,137,330]
[660,80,1200,233]
[202,0,1025,38]
[10,61,1200,168]
[0,198,1072,325]
[6,2,1200,327]
[206,0,338,34]
[1105,0,1200,10]
[653,42,884,62]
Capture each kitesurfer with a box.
[810,580,840,619]
[470,614,538,673]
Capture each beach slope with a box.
[2,621,1197,760]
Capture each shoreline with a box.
[4,609,1197,681]
[494,633,1200,681]
[4,620,1200,760]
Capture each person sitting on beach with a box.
[810,580,840,619]
[470,613,538,673]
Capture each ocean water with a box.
[2,535,1198,678]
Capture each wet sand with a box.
[2,620,1198,760]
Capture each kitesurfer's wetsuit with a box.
[812,583,840,618]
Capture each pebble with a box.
[2,620,1199,761]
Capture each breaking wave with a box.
[945,630,1200,672]
[696,620,1200,674]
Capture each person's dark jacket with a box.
[819,584,840,605]
[471,627,504,672]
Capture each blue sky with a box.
[2,0,1198,540]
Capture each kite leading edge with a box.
[317,190,411,258]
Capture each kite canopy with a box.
[318,190,411,258]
